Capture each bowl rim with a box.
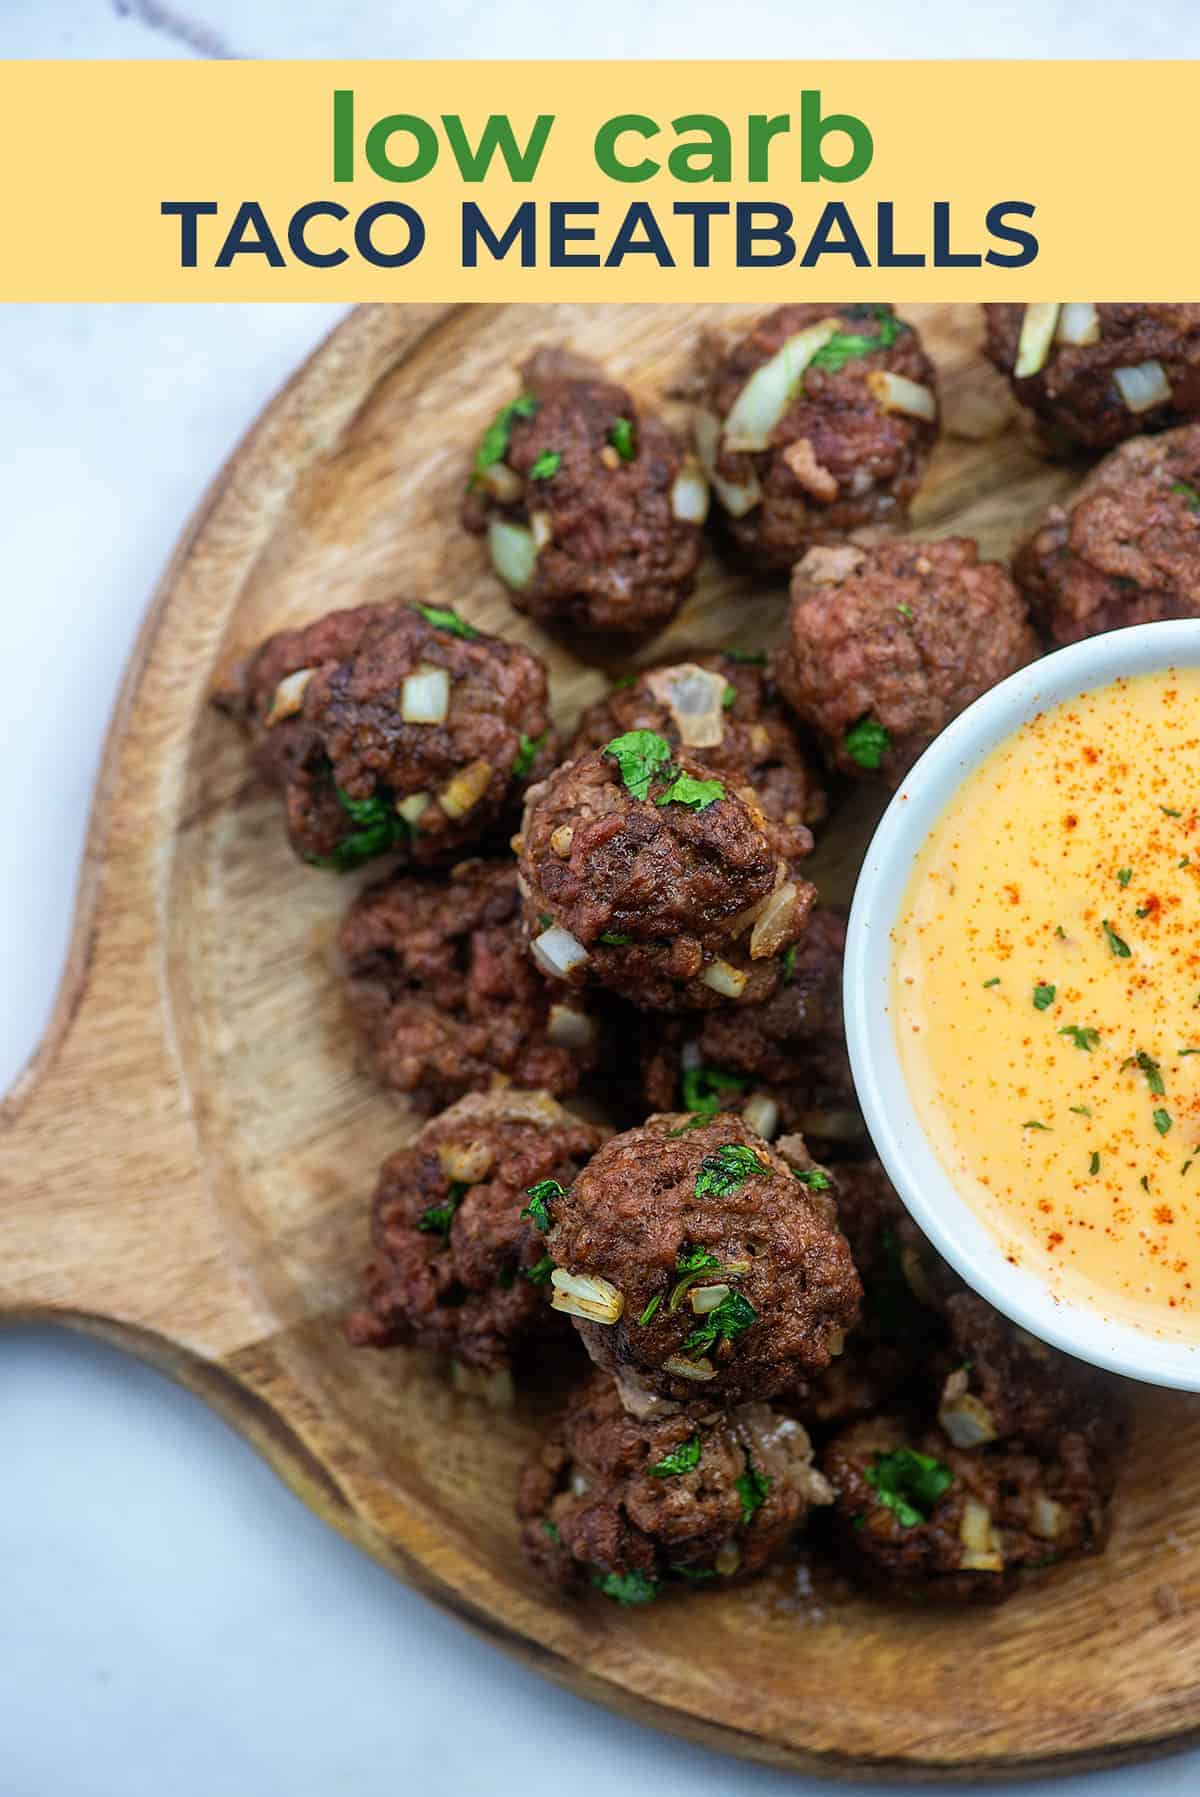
[843,616,1200,1391]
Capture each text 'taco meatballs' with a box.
[517,731,816,1011]
[212,600,555,872]
[525,1113,861,1407]
[695,303,939,572]
[463,345,706,641]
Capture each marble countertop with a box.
[6,7,1200,1796]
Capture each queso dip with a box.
[892,667,1200,1341]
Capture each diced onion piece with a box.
[721,320,840,452]
[1031,1494,1068,1541]
[397,791,430,826]
[438,758,493,820]
[742,1094,780,1140]
[529,509,554,551]
[1114,359,1172,413]
[826,1328,846,1358]
[701,959,749,998]
[690,1283,731,1314]
[938,1389,999,1449]
[546,1003,595,1049]
[669,455,711,524]
[694,409,763,519]
[479,460,523,503]
[1014,303,1061,378]
[450,1362,514,1408]
[264,666,314,727]
[959,1499,1004,1572]
[400,663,450,725]
[715,1541,742,1577]
[644,663,728,750]
[550,1268,624,1324]
[866,369,937,422]
[531,926,591,979]
[488,517,539,590]
[438,1139,494,1184]
[1056,302,1101,347]
[663,1353,717,1382]
[550,825,575,857]
[749,882,798,960]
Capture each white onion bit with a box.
[479,460,523,504]
[959,1499,1005,1573]
[438,1139,495,1184]
[689,1283,731,1314]
[669,456,711,524]
[749,883,798,960]
[701,959,749,998]
[714,1541,742,1577]
[644,663,728,750]
[529,509,554,551]
[488,517,539,590]
[1114,359,1172,413]
[531,926,591,979]
[867,370,937,422]
[1031,1494,1067,1541]
[546,1003,596,1049]
[694,409,763,518]
[397,791,431,826]
[438,758,493,819]
[265,666,315,727]
[550,824,575,858]
[549,1268,624,1324]
[722,319,840,452]
[664,1354,717,1382]
[1056,302,1101,347]
[938,1389,998,1449]
[742,1094,780,1140]
[400,663,450,725]
[1014,303,1061,378]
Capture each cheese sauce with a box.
[892,668,1200,1340]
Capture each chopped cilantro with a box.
[655,771,726,812]
[475,392,538,472]
[1033,984,1056,1011]
[599,931,632,946]
[695,1143,767,1198]
[843,715,891,771]
[793,1167,831,1191]
[529,449,562,481]
[541,1519,561,1543]
[725,649,767,665]
[681,1064,748,1116]
[676,1246,722,1273]
[1070,1104,1093,1117]
[1136,905,1153,918]
[1171,480,1200,511]
[1089,1151,1100,1175]
[521,1179,565,1232]
[1180,1048,1200,1057]
[604,729,672,800]
[637,1294,663,1326]
[1024,1120,1051,1131]
[1102,919,1131,958]
[512,730,546,779]
[1154,1108,1174,1136]
[1161,805,1182,818]
[418,1182,467,1236]
[1117,867,1132,887]
[783,944,797,982]
[735,1463,771,1525]
[323,786,408,871]
[897,602,915,621]
[983,976,1001,988]
[809,309,905,374]
[593,1570,657,1606]
[525,1254,555,1286]
[684,1289,757,1357]
[1125,1050,1165,1096]
[865,1447,953,1528]
[650,1436,702,1478]
[414,602,480,641]
[722,683,738,709]
[1059,1025,1099,1052]
[608,417,637,461]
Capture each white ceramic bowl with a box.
[844,617,1200,1391]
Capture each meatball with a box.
[531,1114,861,1406]
[696,303,939,572]
[463,345,704,640]
[1013,425,1200,644]
[339,858,605,1112]
[773,539,1039,783]
[640,908,866,1154]
[984,303,1200,453]
[519,1370,831,1599]
[821,1408,1124,1604]
[518,738,815,1013]
[570,651,826,866]
[346,1090,605,1373]
[212,600,555,870]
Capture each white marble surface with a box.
[6,6,1200,1795]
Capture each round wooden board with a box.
[4,302,1200,1782]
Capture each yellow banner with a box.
[1,61,1196,300]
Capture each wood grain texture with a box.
[4,302,1200,1781]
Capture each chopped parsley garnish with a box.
[684,1289,757,1357]
[983,976,1001,988]
[1102,919,1132,958]
[843,715,891,771]
[722,683,738,709]
[1171,480,1200,510]
[676,1246,722,1273]
[1154,1108,1174,1136]
[1033,984,1057,1011]
[540,1520,560,1544]
[897,602,914,621]
[865,1447,953,1528]
[418,1182,467,1236]
[783,944,797,982]
[793,1167,831,1190]
[593,1570,657,1606]
[521,1179,565,1232]
[1136,905,1153,918]
[681,1064,748,1116]
[1125,1050,1166,1096]
[809,308,905,374]
[1117,867,1132,887]
[725,649,767,665]
[324,786,408,871]
[1024,1119,1051,1131]
[1180,1048,1200,1057]
[512,730,546,779]
[608,417,637,461]
[1161,805,1182,818]
[414,602,480,641]
[604,729,672,800]
[529,449,562,481]
[525,1254,555,1286]
[599,931,632,946]
[637,1294,663,1326]
[694,1143,767,1198]
[655,770,725,812]
[735,1463,771,1525]
[650,1436,702,1479]
[1059,1025,1100,1052]
[1070,1104,1093,1117]
[1089,1151,1100,1175]
[475,392,538,472]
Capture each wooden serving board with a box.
[4,302,1200,1782]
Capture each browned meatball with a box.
[462,346,704,640]
[519,1370,831,1600]
[984,304,1200,453]
[1013,426,1200,645]
[773,539,1039,783]
[697,304,939,572]
[346,1091,605,1373]
[339,859,605,1112]
[821,1407,1125,1604]
[570,651,826,866]
[517,739,815,1013]
[531,1114,861,1406]
[212,600,555,871]
[640,908,865,1155]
